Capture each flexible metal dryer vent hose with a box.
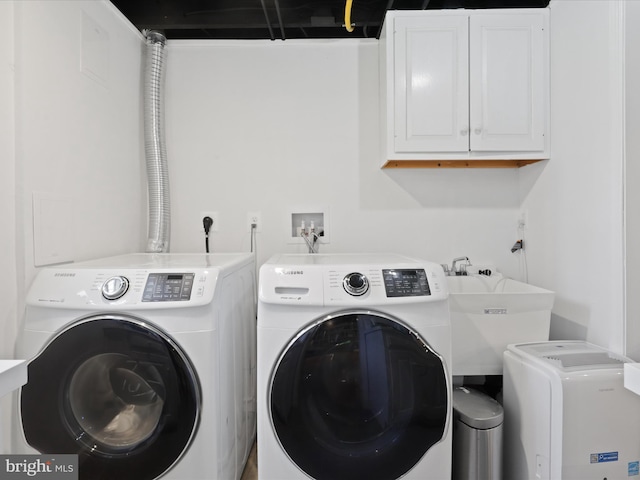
[143,30,170,253]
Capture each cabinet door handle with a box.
[474,127,482,135]
[460,127,468,136]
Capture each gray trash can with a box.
[452,386,504,480]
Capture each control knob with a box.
[102,276,130,300]
[343,272,369,296]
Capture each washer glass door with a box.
[270,312,449,480]
[20,316,200,480]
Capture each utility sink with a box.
[624,363,640,396]
[0,360,27,398]
[447,273,555,376]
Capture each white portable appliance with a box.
[257,253,452,480]
[13,253,256,480]
[503,341,640,480]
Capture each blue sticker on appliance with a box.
[590,451,619,464]
[629,461,640,476]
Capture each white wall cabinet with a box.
[380,9,549,167]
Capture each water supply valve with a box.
[511,240,524,253]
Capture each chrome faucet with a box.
[448,256,470,276]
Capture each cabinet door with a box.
[394,16,469,153]
[469,14,546,152]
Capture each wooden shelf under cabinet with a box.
[382,159,545,169]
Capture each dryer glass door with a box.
[270,312,448,480]
[20,316,200,480]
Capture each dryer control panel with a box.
[27,269,215,308]
[24,252,256,310]
[142,273,195,302]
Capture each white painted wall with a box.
[1,2,17,360]
[1,0,145,452]
[520,0,625,353]
[165,5,632,355]
[13,1,146,289]
[0,1,17,453]
[165,40,524,277]
[624,0,640,359]
[1,0,635,454]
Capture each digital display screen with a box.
[142,273,195,302]
[382,269,430,297]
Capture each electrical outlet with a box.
[248,212,261,232]
[200,212,219,232]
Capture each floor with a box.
[240,442,258,480]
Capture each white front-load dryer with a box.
[257,253,452,480]
[13,253,257,480]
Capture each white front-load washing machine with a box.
[13,253,257,480]
[257,253,452,480]
[503,340,640,480]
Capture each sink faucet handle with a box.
[441,264,450,275]
[451,256,470,275]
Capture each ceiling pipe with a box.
[273,0,286,40]
[344,0,355,32]
[375,0,395,38]
[259,0,276,40]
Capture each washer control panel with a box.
[142,273,195,302]
[260,255,447,306]
[382,269,431,297]
[342,273,370,296]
